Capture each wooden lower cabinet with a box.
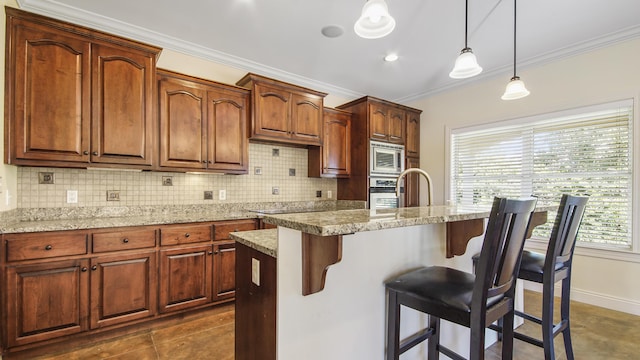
[158,244,213,313]
[5,259,90,347]
[90,250,157,329]
[213,240,236,301]
[1,219,256,355]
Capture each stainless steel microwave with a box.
[369,140,405,176]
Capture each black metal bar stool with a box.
[385,197,537,360]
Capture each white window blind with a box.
[450,100,633,249]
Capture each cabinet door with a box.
[323,110,351,177]
[405,156,421,207]
[91,43,155,166]
[254,83,290,139]
[5,259,90,347]
[213,240,236,301]
[369,103,389,141]
[388,108,406,145]
[290,93,323,145]
[158,75,207,169]
[159,244,213,313]
[90,250,157,329]
[10,22,91,163]
[405,111,420,157]
[207,89,249,173]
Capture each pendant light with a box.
[354,0,396,39]
[449,0,482,79]
[502,0,530,100]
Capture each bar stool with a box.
[500,194,588,360]
[385,197,537,360]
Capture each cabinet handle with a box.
[234,229,239,232]
[45,245,52,250]
[185,233,190,238]
[92,151,98,156]
[81,267,88,272]
[213,250,219,255]
[91,265,97,271]
[83,150,89,155]
[122,238,129,243]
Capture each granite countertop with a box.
[261,205,496,237]
[0,200,366,234]
[230,228,277,258]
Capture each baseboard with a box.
[523,282,640,316]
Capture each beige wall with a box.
[409,37,640,314]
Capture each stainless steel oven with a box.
[370,141,405,177]
[369,177,402,209]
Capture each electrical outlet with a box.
[254,167,263,175]
[162,176,173,186]
[219,189,227,200]
[289,168,296,176]
[316,190,322,198]
[327,190,333,199]
[252,258,260,286]
[67,190,78,203]
[272,148,279,157]
[272,187,280,195]
[204,191,213,200]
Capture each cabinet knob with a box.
[92,151,98,156]
[208,251,213,255]
[234,229,239,232]
[81,267,88,272]
[91,265,97,271]
[208,160,212,164]
[202,160,207,163]
[83,150,89,155]
[185,233,190,238]
[45,245,52,250]
[122,238,129,243]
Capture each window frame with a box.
[445,99,640,260]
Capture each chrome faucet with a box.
[395,168,434,206]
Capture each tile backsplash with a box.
[17,143,336,208]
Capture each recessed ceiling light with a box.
[321,25,344,38]
[384,53,399,62]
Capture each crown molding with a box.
[15,0,640,105]
[15,0,364,100]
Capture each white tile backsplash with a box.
[17,143,336,208]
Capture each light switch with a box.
[251,258,260,286]
[66,190,78,204]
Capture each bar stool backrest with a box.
[548,194,589,269]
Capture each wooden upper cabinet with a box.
[309,108,351,178]
[9,19,91,163]
[406,111,420,157]
[4,8,161,169]
[158,70,249,174]
[91,43,155,166]
[236,73,327,146]
[368,102,405,144]
[207,88,249,173]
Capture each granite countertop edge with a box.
[230,229,277,258]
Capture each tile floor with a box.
[5,291,639,359]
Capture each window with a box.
[449,100,633,251]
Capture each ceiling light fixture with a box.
[449,0,482,79]
[502,0,530,100]
[354,0,396,39]
[384,53,398,62]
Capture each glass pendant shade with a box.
[449,48,483,79]
[354,0,396,39]
[501,76,530,100]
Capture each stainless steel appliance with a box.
[370,141,405,177]
[369,177,402,209]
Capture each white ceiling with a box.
[16,0,640,103]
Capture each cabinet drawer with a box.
[160,224,212,246]
[92,228,156,253]
[213,220,257,240]
[6,233,88,262]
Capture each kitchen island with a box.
[233,205,548,360]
